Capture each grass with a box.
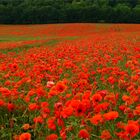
[0,36,42,42]
[0,36,79,54]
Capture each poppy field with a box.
[0,24,140,140]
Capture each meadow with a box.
[0,24,140,140]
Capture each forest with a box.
[0,0,140,24]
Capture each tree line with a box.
[0,0,140,24]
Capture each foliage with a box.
[0,0,140,23]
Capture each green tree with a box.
[0,0,139,24]
[114,4,132,23]
[132,5,140,23]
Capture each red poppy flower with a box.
[100,130,111,140]
[47,117,56,130]
[46,134,58,140]
[7,103,15,112]
[0,87,11,97]
[78,129,90,139]
[133,106,140,116]
[103,111,119,121]
[61,106,73,118]
[108,76,115,85]
[125,123,139,138]
[75,102,86,116]
[90,114,103,125]
[94,102,109,113]
[55,81,67,93]
[33,116,43,124]
[28,103,39,111]
[92,93,102,104]
[0,99,5,107]
[19,132,31,140]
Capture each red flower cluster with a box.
[0,24,140,139]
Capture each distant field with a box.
[0,24,140,140]
[0,24,139,52]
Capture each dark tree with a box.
[0,0,139,24]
